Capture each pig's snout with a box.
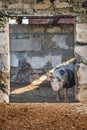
[51,78,60,91]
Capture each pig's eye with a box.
[57,77,61,82]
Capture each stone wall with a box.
[0,0,86,16]
[0,0,87,102]
[75,17,87,103]
[0,22,10,103]
[10,24,74,83]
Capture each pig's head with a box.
[51,76,64,91]
[46,72,64,91]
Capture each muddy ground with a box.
[0,83,87,130]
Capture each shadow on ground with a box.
[10,82,75,103]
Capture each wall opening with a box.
[9,16,75,103]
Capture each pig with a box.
[47,62,76,102]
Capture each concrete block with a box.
[10,38,41,52]
[10,53,19,67]
[62,25,74,33]
[52,34,73,49]
[26,55,61,69]
[13,25,31,34]
[46,26,61,33]
[33,27,45,33]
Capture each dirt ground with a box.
[0,83,87,130]
[0,103,87,130]
[10,82,75,103]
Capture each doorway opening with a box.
[9,16,75,103]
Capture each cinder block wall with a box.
[10,24,74,83]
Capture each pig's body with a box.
[47,62,75,102]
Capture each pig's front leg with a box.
[64,88,68,103]
[56,90,61,102]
